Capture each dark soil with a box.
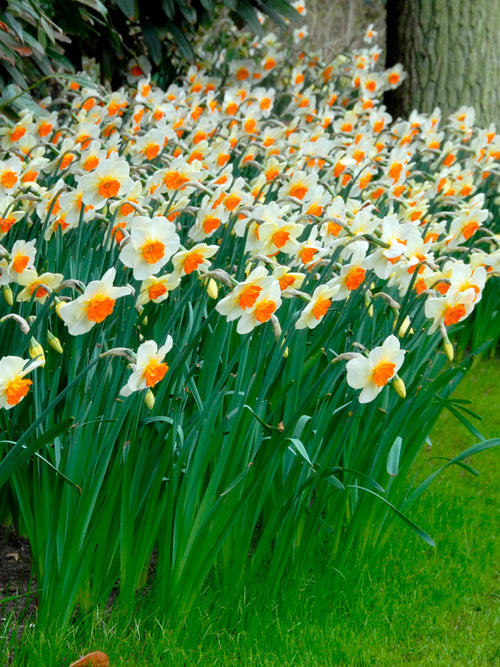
[0,525,37,624]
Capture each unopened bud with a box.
[47,330,63,354]
[29,337,46,366]
[398,315,412,337]
[367,303,374,318]
[144,389,155,410]
[206,277,218,299]
[443,339,454,361]
[282,346,289,358]
[271,313,282,341]
[392,375,406,399]
[3,286,13,306]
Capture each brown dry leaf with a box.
[69,651,110,667]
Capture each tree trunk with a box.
[385,0,500,127]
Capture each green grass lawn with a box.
[6,360,500,666]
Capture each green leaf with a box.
[231,2,262,35]
[178,2,197,24]
[143,24,163,65]
[33,452,82,494]
[350,484,435,547]
[199,0,214,13]
[286,437,313,467]
[168,22,195,61]
[162,0,175,20]
[77,0,109,16]
[387,436,402,477]
[113,0,138,20]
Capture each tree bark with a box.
[385,0,500,127]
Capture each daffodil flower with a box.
[346,335,406,403]
[120,337,173,397]
[58,268,133,336]
[0,355,44,410]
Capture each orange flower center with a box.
[163,171,189,190]
[60,154,74,170]
[148,283,167,300]
[145,144,160,160]
[1,171,17,189]
[225,194,241,211]
[84,155,99,172]
[388,163,403,182]
[443,303,466,327]
[273,229,290,249]
[12,253,29,273]
[312,297,331,320]
[184,251,204,274]
[299,247,317,264]
[203,216,221,234]
[6,377,32,406]
[0,216,16,233]
[279,275,296,291]
[87,295,115,322]
[462,221,479,240]
[144,360,168,387]
[345,267,366,291]
[10,126,26,142]
[31,282,48,298]
[38,122,53,138]
[289,183,308,200]
[307,204,323,217]
[98,177,121,198]
[142,240,165,264]
[239,284,262,309]
[372,362,396,387]
[255,299,276,323]
[244,119,257,133]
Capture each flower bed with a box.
[0,10,498,627]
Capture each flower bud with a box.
[47,330,63,354]
[392,375,406,399]
[398,316,412,337]
[3,286,13,306]
[144,389,155,410]
[206,277,218,299]
[29,337,46,367]
[443,339,454,361]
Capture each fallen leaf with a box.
[69,651,110,667]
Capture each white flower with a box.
[58,268,133,336]
[119,216,180,280]
[120,337,173,396]
[0,356,43,410]
[346,335,406,403]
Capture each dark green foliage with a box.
[0,0,300,93]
